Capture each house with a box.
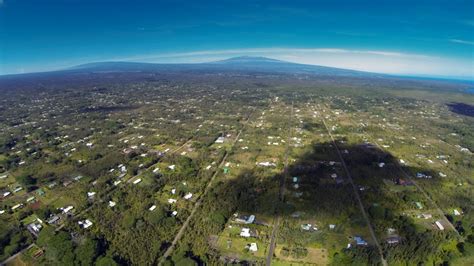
[386,236,401,245]
[240,228,251,238]
[47,215,60,224]
[419,213,432,219]
[257,161,276,167]
[26,196,36,203]
[168,198,177,204]
[108,201,116,207]
[149,205,156,211]
[78,219,93,229]
[184,193,193,200]
[171,211,178,216]
[235,215,255,224]
[354,236,368,246]
[415,202,423,209]
[13,187,23,193]
[247,243,258,252]
[435,221,444,230]
[293,177,298,183]
[1,191,11,198]
[12,203,24,211]
[215,136,225,144]
[329,224,336,230]
[87,192,96,198]
[62,205,74,214]
[416,172,432,179]
[378,162,385,168]
[168,165,176,170]
[133,178,142,184]
[301,224,317,231]
[27,222,43,237]
[453,209,461,216]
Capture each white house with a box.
[248,243,258,252]
[435,221,444,230]
[63,205,74,214]
[79,219,93,229]
[240,228,251,237]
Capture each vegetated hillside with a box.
[0,57,471,97]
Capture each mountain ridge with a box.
[66,56,377,78]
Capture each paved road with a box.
[339,108,459,237]
[320,112,388,266]
[1,244,34,265]
[158,110,254,265]
[266,102,293,266]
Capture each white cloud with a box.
[450,39,474,45]
[113,47,472,78]
[125,48,432,61]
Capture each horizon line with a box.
[1,55,473,83]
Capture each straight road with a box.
[266,101,293,266]
[319,110,388,266]
[158,109,254,265]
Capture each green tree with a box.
[75,238,99,266]
[95,256,118,266]
[16,174,36,187]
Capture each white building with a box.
[435,221,444,230]
[240,228,251,238]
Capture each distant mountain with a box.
[67,56,379,77]
[212,56,285,64]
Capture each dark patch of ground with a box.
[447,102,474,117]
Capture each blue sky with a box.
[0,0,473,79]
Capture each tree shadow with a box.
[169,140,465,265]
